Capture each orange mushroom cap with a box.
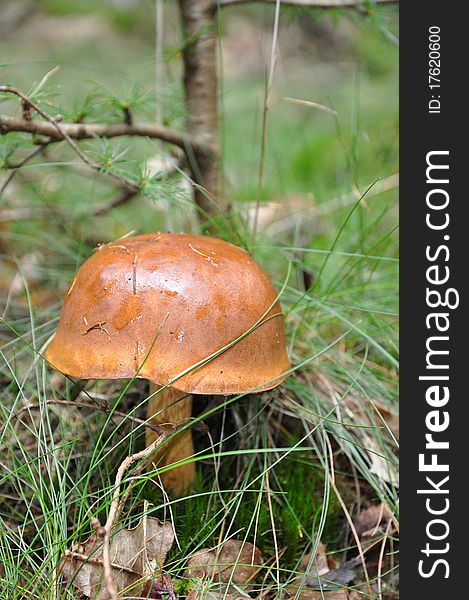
[45,233,290,394]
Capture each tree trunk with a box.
[178,0,221,219]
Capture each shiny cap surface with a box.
[45,233,290,394]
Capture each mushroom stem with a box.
[146,383,195,495]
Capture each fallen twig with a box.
[92,430,170,599]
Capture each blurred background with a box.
[1,0,398,287]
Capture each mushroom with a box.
[46,233,290,494]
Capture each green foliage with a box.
[93,82,156,122]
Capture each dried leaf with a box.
[184,540,263,586]
[186,581,250,600]
[373,399,399,439]
[186,589,220,600]
[305,561,358,589]
[292,591,351,600]
[355,504,391,538]
[368,443,399,487]
[140,574,177,599]
[308,373,399,488]
[299,542,338,576]
[291,544,358,600]
[62,515,174,599]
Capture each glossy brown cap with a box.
[45,233,290,394]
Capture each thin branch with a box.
[0,86,140,194]
[0,139,52,197]
[324,429,372,594]
[0,114,212,156]
[0,85,213,211]
[155,0,165,125]
[1,87,109,167]
[91,152,184,217]
[62,549,138,577]
[93,431,170,599]
[217,0,398,9]
[377,517,394,600]
[92,187,140,217]
[252,0,281,245]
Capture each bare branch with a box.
[155,0,165,125]
[216,0,398,9]
[91,187,140,217]
[0,139,52,197]
[0,114,212,156]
